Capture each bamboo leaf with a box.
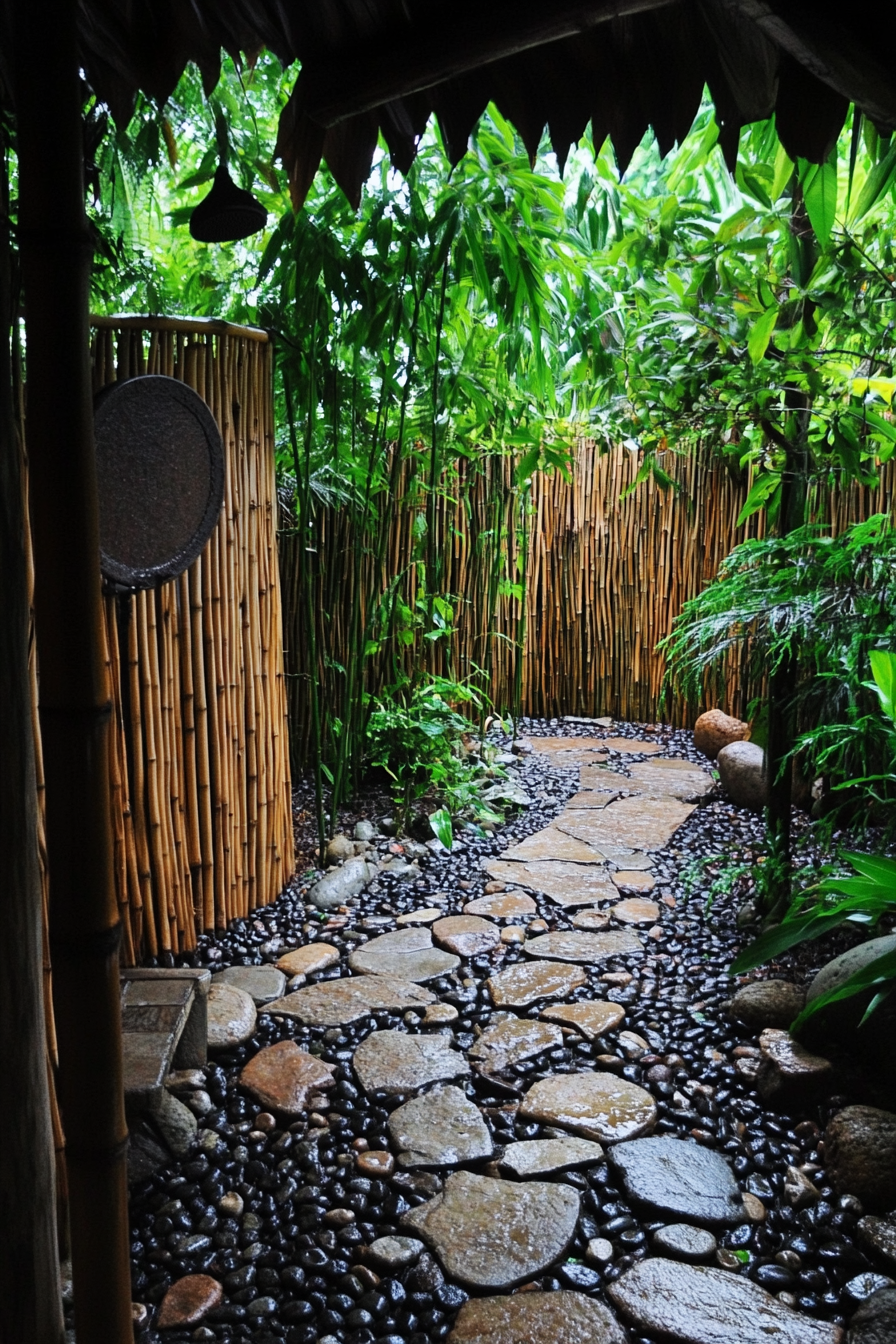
[798,154,838,245]
[748,306,778,364]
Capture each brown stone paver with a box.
[624,758,715,800]
[483,859,619,906]
[564,789,621,808]
[468,1017,562,1073]
[487,960,587,1008]
[276,943,340,976]
[238,1041,336,1116]
[348,927,460,981]
[463,891,537,918]
[524,736,610,755]
[523,929,644,964]
[540,1000,626,1040]
[501,827,606,863]
[519,1071,657,1142]
[598,737,663,754]
[352,1030,469,1094]
[611,897,661,926]
[570,909,612,930]
[264,975,436,1026]
[561,794,695,852]
[448,1292,627,1344]
[432,915,501,957]
[612,870,656,893]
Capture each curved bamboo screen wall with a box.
[281,439,896,759]
[84,317,293,963]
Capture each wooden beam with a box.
[14,1,135,1341]
[303,0,678,127]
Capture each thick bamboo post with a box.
[14,4,133,1340]
[0,132,64,1344]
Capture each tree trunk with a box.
[0,125,65,1344]
[14,3,135,1341]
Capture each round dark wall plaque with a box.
[94,375,225,590]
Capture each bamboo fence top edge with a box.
[90,314,269,342]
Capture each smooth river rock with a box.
[206,983,256,1052]
[352,1030,469,1094]
[728,980,806,1030]
[307,856,376,909]
[488,960,587,1008]
[523,930,644,964]
[607,1259,842,1344]
[448,1290,627,1344]
[716,741,767,811]
[519,1071,657,1142]
[608,1138,746,1225]
[402,1169,580,1289]
[756,1028,834,1107]
[693,708,750,759]
[238,1041,336,1116]
[570,909,612,930]
[211,965,286,1006]
[432,915,501,957]
[156,1274,223,1330]
[540,1000,626,1041]
[387,1086,493,1168]
[348,927,460,982]
[263,975,436,1026]
[500,1136,605,1178]
[825,1106,896,1211]
[469,1018,562,1074]
[483,859,620,906]
[652,1224,718,1262]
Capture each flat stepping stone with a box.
[607,1259,842,1344]
[422,1002,459,1025]
[388,1085,493,1168]
[238,1040,336,1116]
[348,928,460,982]
[564,794,695,853]
[432,915,501,957]
[263,975,436,1026]
[500,1136,605,1178]
[402,1169,579,1288]
[502,828,606,864]
[488,960,587,1008]
[525,735,610,757]
[613,871,656,893]
[206,983,256,1052]
[625,759,715,800]
[352,1030,469,1094]
[212,965,286,1005]
[519,1071,657,1142]
[611,897,661,926]
[464,891,537,918]
[540,1000,625,1041]
[276,943,340,976]
[609,1138,746,1225]
[524,930,644,964]
[653,1224,718,1262]
[570,909,611,930]
[449,1290,627,1344]
[469,1018,562,1074]
[565,790,620,809]
[484,859,619,906]
[597,737,663,754]
[396,908,443,925]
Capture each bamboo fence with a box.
[30,317,293,966]
[281,439,896,760]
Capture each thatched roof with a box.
[6,1,896,205]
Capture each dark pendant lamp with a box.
[189,160,268,243]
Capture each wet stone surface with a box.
[608,1137,747,1225]
[120,717,883,1344]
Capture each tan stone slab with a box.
[541,1000,626,1041]
[625,759,715,800]
[599,737,663,754]
[488,960,587,1008]
[524,930,644,964]
[352,1030,469,1094]
[264,976,436,1026]
[396,908,443,925]
[564,790,621,809]
[277,943,340,976]
[611,897,661,926]
[239,1040,336,1116]
[388,1086,493,1167]
[483,860,619,907]
[501,827,605,864]
[612,871,656,893]
[500,1136,606,1178]
[579,764,625,790]
[402,1170,580,1289]
[463,892,538,919]
[559,794,695,853]
[600,848,654,870]
[469,1018,562,1072]
[524,736,610,754]
[449,1291,627,1344]
[519,1071,657,1142]
[570,909,611,931]
[432,915,501,957]
[349,928,460,982]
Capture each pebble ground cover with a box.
[118,719,893,1344]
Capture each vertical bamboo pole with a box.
[15,2,133,1338]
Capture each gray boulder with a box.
[729,980,806,1030]
[825,1106,896,1211]
[799,934,896,1063]
[716,741,767,811]
[848,1288,896,1344]
[308,856,375,910]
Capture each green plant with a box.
[732,654,896,1029]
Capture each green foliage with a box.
[661,515,896,825]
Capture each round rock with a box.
[402,1169,579,1289]
[693,709,750,759]
[728,980,806,1030]
[652,1224,719,1262]
[716,740,767,811]
[206,983,256,1052]
[519,1071,657,1143]
[348,927,460,982]
[367,1235,424,1272]
[156,1274,223,1330]
[448,1290,627,1344]
[432,915,501,957]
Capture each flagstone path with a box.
[132,726,856,1344]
